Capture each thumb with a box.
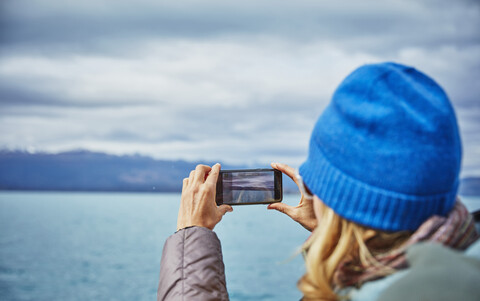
[267,202,294,217]
[218,204,233,215]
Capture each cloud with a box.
[0,0,479,175]
[0,40,376,165]
[2,0,479,54]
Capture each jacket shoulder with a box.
[377,240,480,301]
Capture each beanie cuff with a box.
[299,142,458,231]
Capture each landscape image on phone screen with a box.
[222,171,275,204]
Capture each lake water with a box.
[0,192,310,301]
[0,192,479,301]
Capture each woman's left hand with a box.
[177,163,233,231]
[267,163,317,231]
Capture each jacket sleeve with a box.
[157,226,229,301]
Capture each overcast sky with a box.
[1,0,479,176]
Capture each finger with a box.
[218,204,233,215]
[188,170,195,183]
[271,162,299,185]
[271,163,310,202]
[182,178,189,193]
[194,164,211,184]
[267,202,296,218]
[205,163,221,186]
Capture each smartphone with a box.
[216,168,283,205]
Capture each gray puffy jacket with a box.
[157,227,229,301]
[157,227,480,301]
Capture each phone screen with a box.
[216,169,282,205]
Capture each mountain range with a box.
[0,150,235,192]
[0,150,479,196]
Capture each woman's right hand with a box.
[177,164,233,231]
[267,163,318,231]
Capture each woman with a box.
[157,62,480,300]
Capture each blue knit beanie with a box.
[299,62,462,231]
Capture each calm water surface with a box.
[0,192,310,301]
[1,192,479,301]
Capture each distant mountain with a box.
[0,150,243,192]
[458,177,480,196]
[1,150,477,195]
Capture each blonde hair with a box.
[299,201,410,301]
